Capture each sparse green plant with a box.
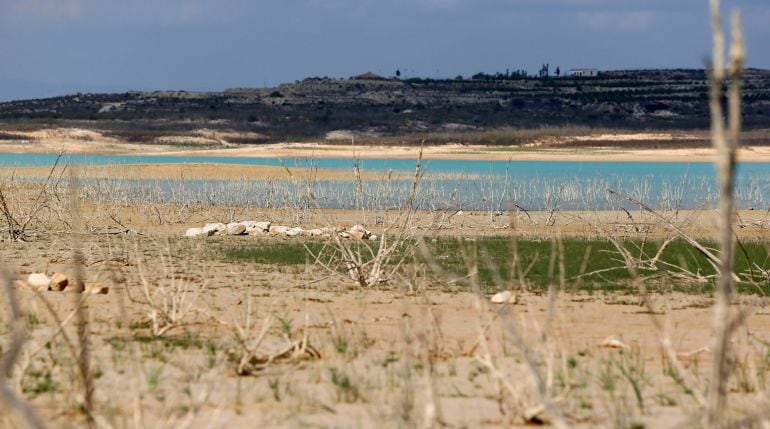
[330,368,362,403]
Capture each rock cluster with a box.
[185,221,378,240]
[21,272,109,294]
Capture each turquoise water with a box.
[2,153,769,210]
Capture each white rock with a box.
[490,290,518,304]
[202,223,226,234]
[368,234,378,241]
[242,221,271,232]
[286,227,304,237]
[307,228,324,236]
[185,227,212,237]
[27,273,51,289]
[226,224,247,235]
[269,225,291,236]
[351,224,367,233]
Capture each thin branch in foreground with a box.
[68,167,96,427]
[706,1,745,427]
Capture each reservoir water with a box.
[1,153,768,211]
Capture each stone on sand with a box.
[286,227,304,237]
[202,223,226,234]
[242,221,271,232]
[490,290,517,304]
[269,225,291,236]
[27,273,51,289]
[226,223,247,235]
[84,283,109,295]
[50,272,69,292]
[185,227,212,237]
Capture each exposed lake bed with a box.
[3,134,770,428]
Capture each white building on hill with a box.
[569,68,599,77]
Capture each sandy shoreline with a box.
[3,139,770,162]
[152,143,770,163]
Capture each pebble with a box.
[598,336,629,349]
[84,283,109,295]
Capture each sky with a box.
[0,0,768,101]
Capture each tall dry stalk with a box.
[706,0,745,426]
[68,169,96,427]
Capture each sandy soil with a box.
[2,131,770,427]
[5,163,400,181]
[3,127,770,162]
[0,190,768,427]
[2,230,770,428]
[154,142,770,163]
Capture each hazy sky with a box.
[0,0,768,101]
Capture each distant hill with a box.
[1,69,769,143]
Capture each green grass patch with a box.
[430,236,770,293]
[213,236,770,294]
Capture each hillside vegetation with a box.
[1,69,770,144]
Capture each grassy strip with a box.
[216,236,770,294]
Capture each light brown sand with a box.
[4,163,398,181]
[2,231,769,428]
[119,143,770,163]
[2,128,770,427]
